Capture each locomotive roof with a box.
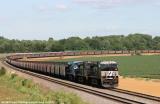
[68,61,83,65]
[100,61,117,64]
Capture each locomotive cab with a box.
[100,61,119,88]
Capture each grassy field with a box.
[0,67,88,104]
[51,55,160,79]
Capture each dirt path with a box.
[23,53,160,62]
[22,54,131,61]
[118,77,160,97]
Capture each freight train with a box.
[7,50,160,59]
[5,50,160,88]
[6,54,119,88]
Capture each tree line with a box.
[0,33,160,53]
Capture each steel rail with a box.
[111,88,160,102]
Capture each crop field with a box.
[50,55,160,79]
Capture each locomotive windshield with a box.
[99,61,118,71]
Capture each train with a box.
[8,50,160,59]
[5,50,160,88]
[5,53,120,88]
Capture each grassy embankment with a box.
[51,55,160,79]
[0,67,88,104]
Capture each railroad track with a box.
[112,88,160,102]
[3,60,159,104]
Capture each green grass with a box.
[0,68,88,104]
[50,55,160,79]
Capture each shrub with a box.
[0,67,6,76]
[54,91,86,104]
[10,73,18,79]
[22,79,28,86]
[21,79,33,88]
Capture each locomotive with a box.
[67,61,118,87]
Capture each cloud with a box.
[34,4,68,13]
[55,4,68,11]
[37,5,49,12]
[34,4,52,13]
[73,0,149,9]
[154,1,160,6]
[0,16,7,22]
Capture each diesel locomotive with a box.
[67,61,118,87]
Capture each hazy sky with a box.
[0,0,160,40]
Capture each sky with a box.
[0,0,160,40]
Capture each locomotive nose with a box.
[101,71,119,88]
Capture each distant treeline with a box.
[0,33,160,53]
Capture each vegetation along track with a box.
[3,60,160,104]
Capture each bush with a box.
[21,79,33,88]
[54,91,86,104]
[0,67,6,76]
[22,79,28,86]
[10,73,18,79]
